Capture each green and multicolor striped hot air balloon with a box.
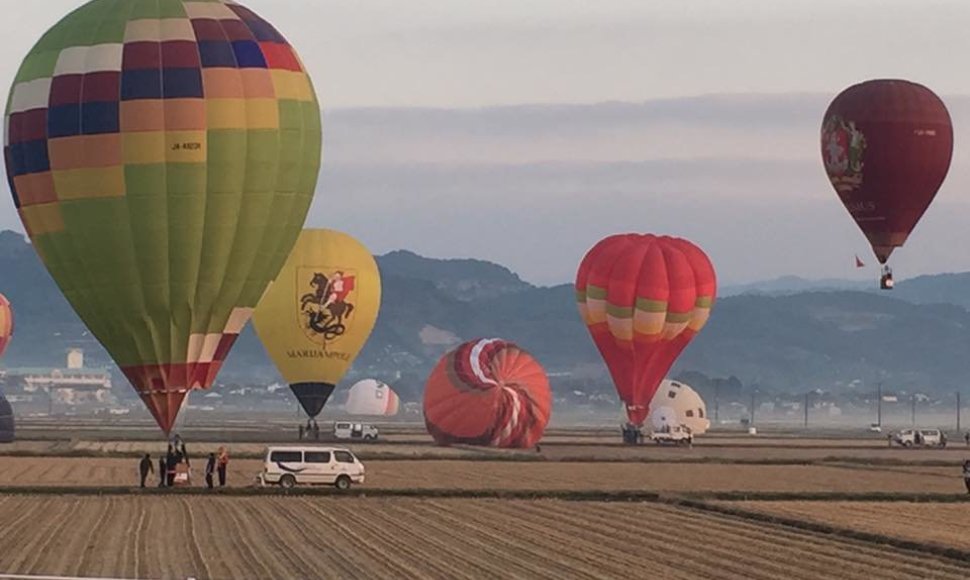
[4,0,322,433]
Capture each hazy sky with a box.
[3,1,970,285]
[4,0,970,108]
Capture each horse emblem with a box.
[822,115,867,193]
[298,268,357,345]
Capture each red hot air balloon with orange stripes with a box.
[424,339,552,448]
[0,294,12,360]
[576,235,716,426]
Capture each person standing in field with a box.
[217,446,230,487]
[964,432,969,447]
[158,455,166,487]
[138,453,154,488]
[205,453,216,489]
[166,445,177,486]
[963,460,970,495]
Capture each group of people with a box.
[621,422,643,444]
[298,420,321,440]
[138,434,230,489]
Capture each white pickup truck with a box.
[649,425,694,446]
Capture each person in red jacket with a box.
[217,446,230,487]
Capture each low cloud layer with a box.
[4,94,970,286]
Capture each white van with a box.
[258,446,365,489]
[334,422,379,441]
[891,428,946,448]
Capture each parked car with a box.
[334,422,379,441]
[891,428,946,448]
[649,425,693,446]
[257,446,365,489]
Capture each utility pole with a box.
[804,392,809,428]
[957,391,962,433]
[714,382,719,424]
[750,391,756,427]
[877,382,882,427]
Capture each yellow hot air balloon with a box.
[253,229,381,418]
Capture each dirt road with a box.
[0,456,963,494]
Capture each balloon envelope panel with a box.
[648,380,710,435]
[0,294,12,360]
[3,0,322,433]
[346,379,400,416]
[576,234,716,426]
[821,80,952,263]
[424,338,552,449]
[253,229,382,418]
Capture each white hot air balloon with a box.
[345,379,400,416]
[648,380,710,435]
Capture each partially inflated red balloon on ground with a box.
[424,339,552,448]
[576,234,716,426]
[821,80,953,264]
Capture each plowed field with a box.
[0,457,962,493]
[0,496,966,580]
[727,501,970,552]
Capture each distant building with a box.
[5,349,113,406]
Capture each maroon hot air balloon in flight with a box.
[821,80,953,287]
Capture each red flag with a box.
[855,255,865,268]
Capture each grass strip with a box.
[677,490,970,502]
[0,486,665,501]
[0,487,967,504]
[1,448,964,468]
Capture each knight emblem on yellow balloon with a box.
[297,268,359,346]
[254,230,382,419]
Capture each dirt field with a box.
[726,501,970,552]
[2,423,968,578]
[0,495,965,580]
[0,456,964,493]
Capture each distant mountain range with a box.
[721,276,872,297]
[3,229,970,401]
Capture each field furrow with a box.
[0,495,968,579]
[586,502,962,579]
[726,501,970,553]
